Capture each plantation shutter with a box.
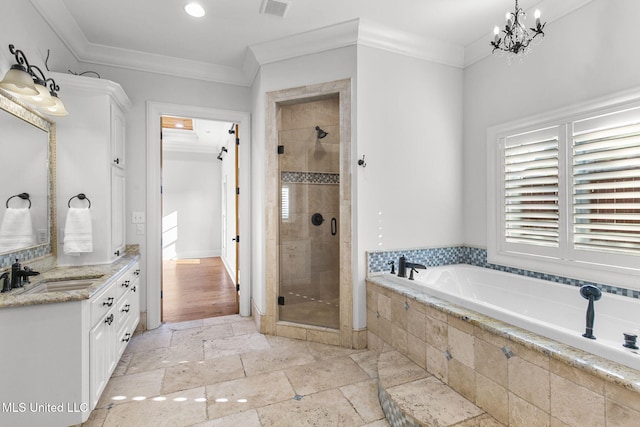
[572,108,640,255]
[503,127,560,247]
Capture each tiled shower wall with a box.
[367,246,640,300]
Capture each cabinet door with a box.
[111,104,126,169]
[111,166,126,258]
[89,313,116,409]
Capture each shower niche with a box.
[265,79,354,347]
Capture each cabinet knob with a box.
[113,158,120,165]
[134,269,140,276]
[121,304,130,313]
[131,285,137,293]
[122,332,131,342]
[121,280,130,288]
[105,314,114,325]
[103,297,114,307]
[114,250,121,257]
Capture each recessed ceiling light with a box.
[185,3,205,18]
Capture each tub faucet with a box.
[397,255,426,279]
[397,256,407,278]
[0,272,10,293]
[580,285,602,340]
[406,262,427,280]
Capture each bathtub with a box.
[382,264,640,371]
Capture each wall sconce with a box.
[0,44,68,116]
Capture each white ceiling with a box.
[30,0,592,86]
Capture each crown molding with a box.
[49,71,133,112]
[463,0,595,67]
[29,0,249,87]
[248,19,360,66]
[30,0,594,86]
[358,19,464,68]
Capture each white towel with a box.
[64,207,93,254]
[0,208,36,251]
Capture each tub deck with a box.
[366,275,640,426]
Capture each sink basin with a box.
[22,278,99,294]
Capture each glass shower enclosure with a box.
[277,96,340,329]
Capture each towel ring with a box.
[68,193,91,208]
[6,193,31,209]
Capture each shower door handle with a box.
[331,218,337,236]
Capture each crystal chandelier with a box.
[491,0,546,57]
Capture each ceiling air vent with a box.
[260,0,291,18]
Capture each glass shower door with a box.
[277,97,340,329]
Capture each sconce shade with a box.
[0,64,38,96]
[30,80,56,108]
[45,93,69,116]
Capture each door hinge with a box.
[236,137,240,146]
[236,187,240,195]
[278,296,285,305]
[236,283,240,291]
[235,235,240,243]
[277,145,284,154]
[160,290,163,299]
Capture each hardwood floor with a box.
[162,257,237,323]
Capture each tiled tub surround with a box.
[368,246,640,299]
[366,277,640,426]
[381,265,640,371]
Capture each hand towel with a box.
[0,207,36,251]
[64,207,93,254]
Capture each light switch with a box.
[132,211,145,223]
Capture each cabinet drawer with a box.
[116,296,133,328]
[90,283,119,326]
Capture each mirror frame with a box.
[0,88,56,269]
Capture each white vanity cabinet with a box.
[53,72,132,265]
[0,257,140,427]
[89,261,140,409]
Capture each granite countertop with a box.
[0,246,140,309]
[366,274,640,393]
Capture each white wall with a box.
[355,45,464,327]
[463,0,640,247]
[0,2,78,77]
[162,150,221,259]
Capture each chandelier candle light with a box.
[491,0,546,57]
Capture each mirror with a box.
[0,89,56,269]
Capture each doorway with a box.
[160,116,238,323]
[146,102,251,330]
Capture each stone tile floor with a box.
[82,315,390,427]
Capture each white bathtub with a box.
[384,264,640,371]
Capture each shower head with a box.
[315,126,328,139]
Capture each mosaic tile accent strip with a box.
[367,246,640,300]
[281,171,339,184]
[0,244,50,269]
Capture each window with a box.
[488,92,640,289]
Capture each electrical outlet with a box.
[136,224,145,235]
[132,211,145,224]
